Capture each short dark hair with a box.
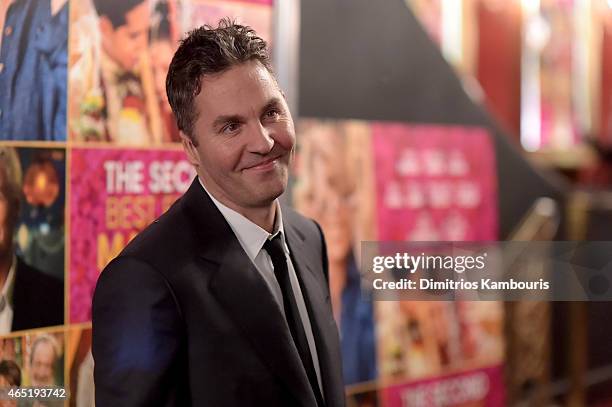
[0,360,21,387]
[166,18,273,142]
[92,0,146,28]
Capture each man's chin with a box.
[259,185,286,204]
[247,180,287,207]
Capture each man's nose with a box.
[248,122,274,154]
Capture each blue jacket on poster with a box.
[341,253,378,385]
[0,0,67,141]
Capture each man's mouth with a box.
[245,155,283,171]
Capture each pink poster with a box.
[372,123,498,242]
[381,365,505,407]
[372,123,504,406]
[185,1,274,45]
[70,148,195,323]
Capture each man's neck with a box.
[200,179,278,233]
[233,203,277,234]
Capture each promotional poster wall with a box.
[0,329,66,397]
[0,0,274,405]
[295,119,504,407]
[1,1,505,406]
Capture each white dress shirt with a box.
[199,179,324,397]
[0,255,16,334]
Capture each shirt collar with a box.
[198,177,285,262]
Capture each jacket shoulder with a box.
[115,197,198,273]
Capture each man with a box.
[0,0,68,140]
[92,20,345,406]
[29,335,58,387]
[0,149,64,333]
[72,0,162,144]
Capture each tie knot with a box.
[263,233,285,259]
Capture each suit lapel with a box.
[209,239,317,407]
[284,219,345,406]
[182,179,316,406]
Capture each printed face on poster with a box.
[0,147,65,333]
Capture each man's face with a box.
[183,60,296,212]
[99,2,150,70]
[30,342,55,387]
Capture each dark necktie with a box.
[263,235,325,407]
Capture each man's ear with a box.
[180,132,200,168]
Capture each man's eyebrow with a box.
[211,98,284,129]
[260,98,283,114]
[211,114,245,129]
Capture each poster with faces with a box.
[0,330,66,394]
[294,119,505,405]
[68,0,274,145]
[0,146,65,335]
[294,120,379,388]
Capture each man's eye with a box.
[264,109,280,119]
[222,123,240,134]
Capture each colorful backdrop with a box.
[0,1,509,406]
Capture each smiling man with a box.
[92,20,345,407]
